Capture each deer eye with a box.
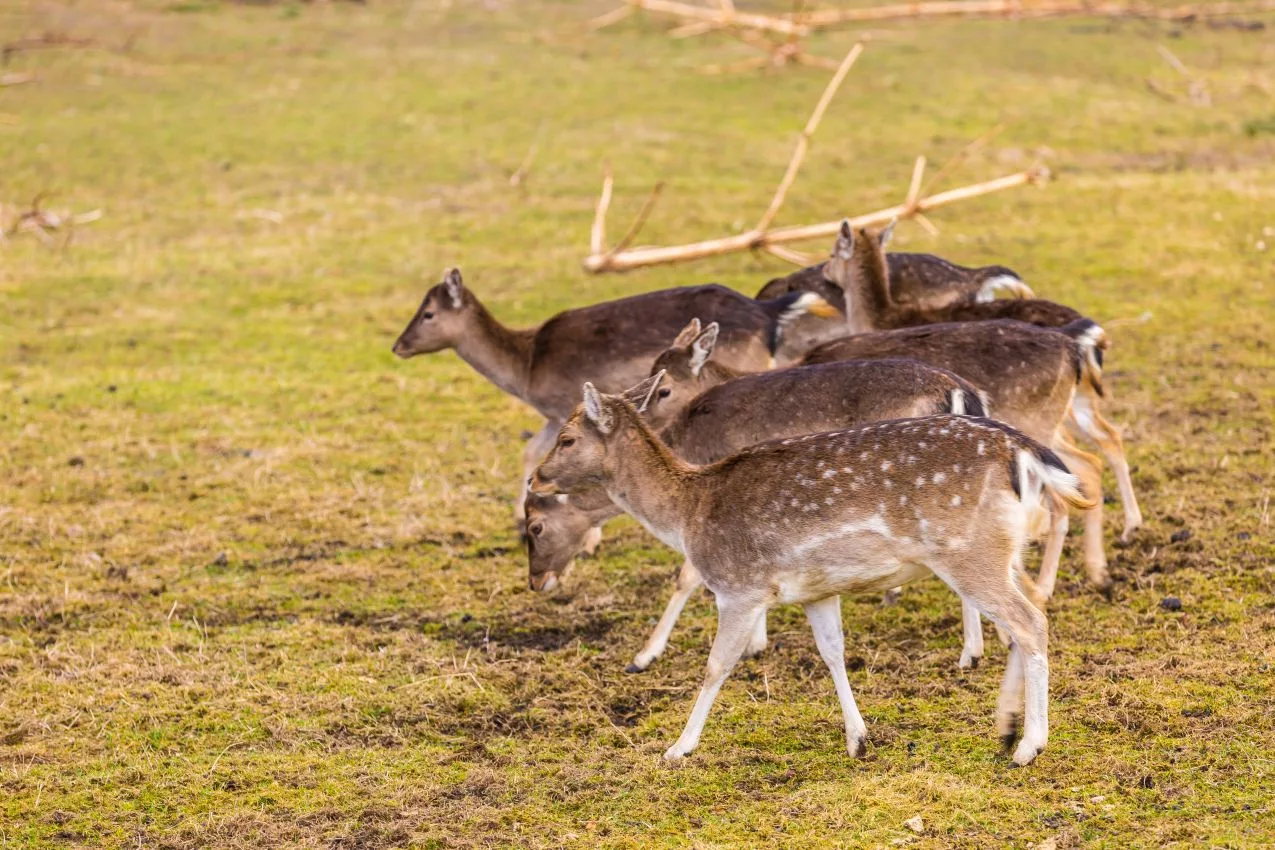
[560,437,575,448]
[657,388,672,399]
[422,311,434,320]
[528,522,544,537]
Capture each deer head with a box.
[645,320,723,430]
[392,268,473,358]
[531,375,662,496]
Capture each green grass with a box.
[2,1,1274,846]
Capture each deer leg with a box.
[745,610,768,658]
[664,597,766,761]
[978,586,1049,766]
[933,556,1050,766]
[516,420,561,531]
[1053,434,1109,592]
[1069,393,1143,541]
[581,525,603,556]
[629,559,703,673]
[803,595,868,757]
[960,598,985,670]
[1035,496,1070,599]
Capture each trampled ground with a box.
[2,1,1274,846]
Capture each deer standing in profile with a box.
[532,383,1093,766]
[526,324,992,670]
[823,223,1143,543]
[392,269,838,527]
[801,319,1111,593]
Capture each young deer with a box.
[392,269,838,526]
[531,385,1093,766]
[525,333,992,670]
[825,223,1144,544]
[802,319,1112,594]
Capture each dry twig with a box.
[0,72,35,87]
[1,194,103,248]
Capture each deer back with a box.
[802,321,1081,443]
[525,285,794,420]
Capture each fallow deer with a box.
[531,383,1093,766]
[392,268,838,526]
[756,251,1034,313]
[754,251,1033,355]
[825,223,1143,543]
[801,319,1111,594]
[526,325,992,671]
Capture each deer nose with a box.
[529,572,559,592]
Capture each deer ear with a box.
[879,218,897,248]
[689,323,719,377]
[672,318,702,348]
[443,268,464,307]
[625,370,665,414]
[834,220,854,260]
[582,382,614,434]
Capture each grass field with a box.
[3,0,1275,846]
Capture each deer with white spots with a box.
[531,385,1094,766]
[525,324,991,670]
[823,222,1144,543]
[392,269,839,528]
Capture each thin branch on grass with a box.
[1156,44,1211,105]
[509,121,547,188]
[2,33,96,65]
[799,0,1275,26]
[0,72,35,87]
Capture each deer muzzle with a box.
[529,571,559,592]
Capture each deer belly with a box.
[768,525,931,604]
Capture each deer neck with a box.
[845,250,895,334]
[453,301,537,403]
[604,411,699,553]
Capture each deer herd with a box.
[393,221,1144,768]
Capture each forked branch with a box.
[583,45,1048,274]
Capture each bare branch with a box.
[754,42,863,233]
[585,5,634,31]
[590,164,614,255]
[583,167,1047,273]
[606,182,666,257]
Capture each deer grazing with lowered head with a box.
[531,383,1093,766]
[755,247,1034,354]
[526,324,992,670]
[757,250,1033,313]
[823,222,1143,544]
[392,268,838,528]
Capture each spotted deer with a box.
[525,339,991,670]
[801,319,1111,594]
[821,222,1143,544]
[531,386,1093,766]
[392,269,838,527]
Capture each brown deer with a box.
[801,319,1111,593]
[531,384,1093,766]
[392,268,838,526]
[756,251,1034,313]
[755,252,1033,355]
[823,223,1143,543]
[525,333,992,670]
